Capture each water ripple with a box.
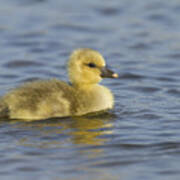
[3,60,44,68]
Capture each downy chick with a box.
[0,48,118,120]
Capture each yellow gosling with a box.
[0,48,118,120]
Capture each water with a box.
[1,0,180,179]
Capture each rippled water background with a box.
[1,0,180,179]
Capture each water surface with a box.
[1,0,180,179]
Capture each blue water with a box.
[1,0,180,179]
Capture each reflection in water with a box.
[9,113,114,150]
[70,115,113,146]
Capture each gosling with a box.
[0,48,118,120]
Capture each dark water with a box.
[1,0,180,179]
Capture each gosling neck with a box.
[71,82,98,90]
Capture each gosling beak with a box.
[100,67,118,78]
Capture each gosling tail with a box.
[0,99,9,119]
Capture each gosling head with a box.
[68,48,118,86]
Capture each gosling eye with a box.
[87,62,96,68]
